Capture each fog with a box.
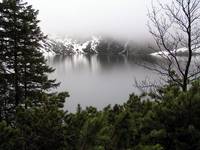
[28,0,152,40]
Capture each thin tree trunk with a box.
[14,40,19,106]
[13,4,20,106]
[183,1,192,92]
[24,63,27,109]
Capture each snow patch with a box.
[40,35,101,56]
[150,47,200,57]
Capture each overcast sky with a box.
[28,0,151,40]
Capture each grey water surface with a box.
[47,54,160,112]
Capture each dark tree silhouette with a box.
[0,0,58,120]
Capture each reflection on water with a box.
[47,54,159,112]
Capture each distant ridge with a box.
[40,35,153,56]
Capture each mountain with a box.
[40,36,100,56]
[40,35,153,56]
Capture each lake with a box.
[47,54,160,112]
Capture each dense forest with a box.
[1,0,200,150]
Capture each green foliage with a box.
[60,80,200,150]
[136,144,164,150]
[0,121,21,150]
[15,93,69,150]
[1,77,200,150]
[0,92,69,150]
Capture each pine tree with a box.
[0,0,59,120]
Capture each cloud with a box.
[28,0,151,40]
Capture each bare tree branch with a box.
[147,0,200,91]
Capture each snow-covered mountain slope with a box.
[40,36,100,56]
[151,47,200,57]
[40,35,152,56]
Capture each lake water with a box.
[47,54,160,112]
